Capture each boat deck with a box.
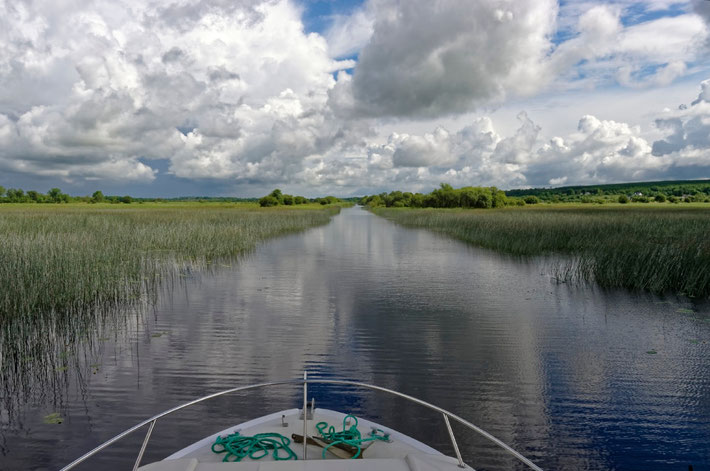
[139,409,469,470]
[141,455,465,471]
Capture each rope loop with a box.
[315,414,390,459]
[211,431,298,462]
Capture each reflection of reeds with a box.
[375,206,710,297]
[0,205,338,413]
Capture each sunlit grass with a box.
[374,205,710,297]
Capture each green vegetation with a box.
[0,202,343,410]
[360,184,510,208]
[0,203,340,325]
[0,186,72,203]
[506,179,710,204]
[0,186,142,204]
[0,203,340,387]
[0,202,345,405]
[43,412,64,425]
[373,205,710,297]
[0,186,264,204]
[259,189,340,207]
[359,180,710,208]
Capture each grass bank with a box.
[373,205,710,297]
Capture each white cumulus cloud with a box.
[1,0,710,194]
[0,0,352,184]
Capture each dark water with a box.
[2,207,710,470]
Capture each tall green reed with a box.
[0,205,338,407]
[374,206,710,297]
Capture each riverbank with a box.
[373,205,710,297]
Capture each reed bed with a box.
[0,204,338,323]
[0,204,338,403]
[374,205,710,297]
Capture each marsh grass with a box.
[0,204,339,406]
[0,204,338,322]
[374,205,710,297]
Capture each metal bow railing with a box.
[59,372,543,471]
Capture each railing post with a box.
[302,371,308,460]
[132,419,157,471]
[443,413,467,469]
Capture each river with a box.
[2,206,709,470]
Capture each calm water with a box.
[2,207,710,470]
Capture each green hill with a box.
[505,179,710,203]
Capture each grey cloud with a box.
[653,79,710,156]
[652,118,687,156]
[691,78,710,106]
[208,66,240,83]
[392,128,453,168]
[149,0,268,32]
[692,0,710,27]
[331,0,557,118]
[492,112,541,164]
[162,47,186,63]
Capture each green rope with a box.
[211,431,298,462]
[315,414,390,459]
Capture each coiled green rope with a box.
[211,431,298,462]
[315,414,390,459]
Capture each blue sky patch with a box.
[299,0,365,35]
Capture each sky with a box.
[1,0,710,197]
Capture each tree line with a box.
[506,179,710,203]
[0,187,137,204]
[359,184,524,208]
[259,189,340,207]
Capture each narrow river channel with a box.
[2,206,710,470]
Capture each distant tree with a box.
[294,196,307,204]
[27,190,41,202]
[119,195,133,204]
[47,188,64,203]
[524,195,540,205]
[259,195,279,207]
[474,192,491,208]
[654,194,666,203]
[7,188,25,202]
[410,193,425,207]
[364,195,383,207]
[490,187,507,207]
[282,194,294,205]
[0,186,5,198]
[91,190,105,203]
[618,195,629,204]
[269,189,284,204]
[432,183,458,208]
